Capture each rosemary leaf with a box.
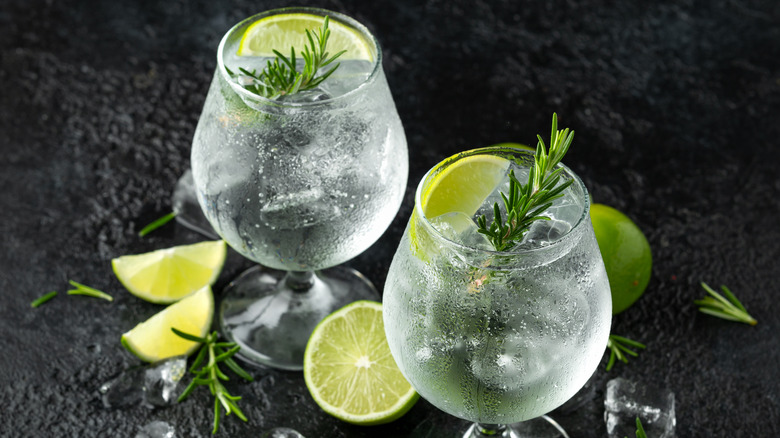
[31,291,58,308]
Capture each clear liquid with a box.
[191,64,407,271]
[383,168,611,424]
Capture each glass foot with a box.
[410,413,569,438]
[171,169,219,239]
[219,265,379,371]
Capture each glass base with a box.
[410,413,569,438]
[171,169,219,239]
[219,265,379,370]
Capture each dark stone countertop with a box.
[1,0,778,437]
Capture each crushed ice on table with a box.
[430,211,493,251]
[100,356,187,409]
[144,356,187,407]
[604,377,676,438]
[262,428,306,438]
[135,420,175,438]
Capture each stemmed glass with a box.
[190,7,408,370]
[383,146,611,437]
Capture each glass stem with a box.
[470,423,507,437]
[284,270,315,292]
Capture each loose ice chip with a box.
[144,356,187,407]
[604,377,676,438]
[99,357,187,409]
[135,420,175,438]
[262,427,306,438]
[99,365,146,409]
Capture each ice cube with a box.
[262,427,306,438]
[519,218,572,248]
[135,420,175,438]
[172,170,219,239]
[144,356,187,407]
[430,211,493,251]
[99,365,146,409]
[260,186,340,230]
[99,357,188,410]
[604,377,676,438]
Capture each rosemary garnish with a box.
[476,113,574,251]
[67,280,113,302]
[606,334,646,371]
[31,291,58,308]
[231,16,345,99]
[138,211,177,237]
[626,417,649,438]
[173,328,254,434]
[695,282,756,325]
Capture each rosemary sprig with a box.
[67,280,113,302]
[625,417,649,438]
[695,282,757,325]
[31,291,58,308]
[138,211,177,237]
[606,334,646,371]
[173,328,254,434]
[476,113,574,251]
[232,16,346,99]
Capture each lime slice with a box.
[590,203,653,314]
[303,301,418,425]
[121,286,214,362]
[112,240,226,304]
[410,153,510,258]
[238,13,373,61]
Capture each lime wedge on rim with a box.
[303,301,418,425]
[121,286,214,362]
[238,13,373,61]
[111,240,226,304]
[409,152,511,258]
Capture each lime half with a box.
[121,286,214,362]
[112,240,226,304]
[303,301,418,425]
[238,13,373,61]
[590,203,652,314]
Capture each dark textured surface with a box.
[1,0,779,436]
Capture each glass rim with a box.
[413,145,591,258]
[216,7,382,108]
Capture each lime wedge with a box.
[112,240,226,304]
[238,13,373,61]
[421,154,511,218]
[121,286,214,362]
[303,301,418,425]
[410,153,510,258]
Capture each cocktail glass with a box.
[191,7,408,370]
[383,146,611,437]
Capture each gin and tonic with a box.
[383,145,611,437]
[191,8,408,370]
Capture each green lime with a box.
[303,301,418,425]
[121,286,214,362]
[112,240,226,304]
[237,13,373,61]
[590,203,652,314]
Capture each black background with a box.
[1,0,778,436]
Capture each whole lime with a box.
[590,203,652,314]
